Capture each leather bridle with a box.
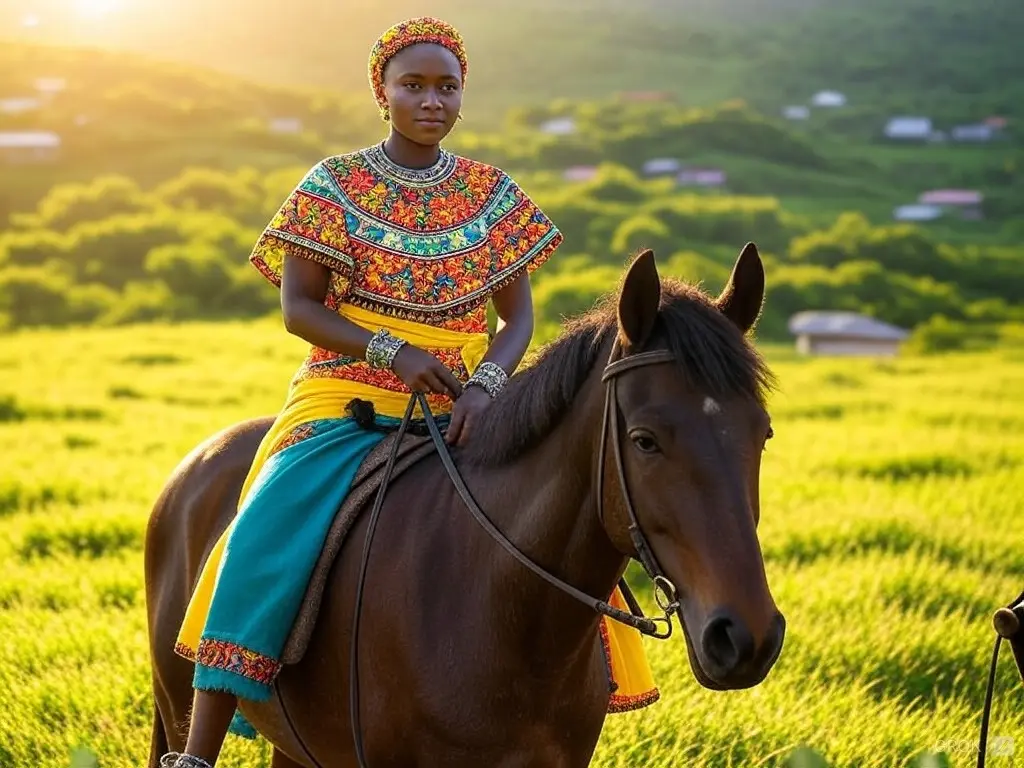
[277,342,683,768]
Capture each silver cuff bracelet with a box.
[365,329,406,370]
[465,361,508,398]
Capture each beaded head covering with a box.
[367,17,469,121]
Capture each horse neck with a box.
[466,342,627,665]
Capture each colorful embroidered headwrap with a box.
[368,17,469,121]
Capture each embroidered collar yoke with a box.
[251,144,562,335]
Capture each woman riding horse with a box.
[160,17,658,768]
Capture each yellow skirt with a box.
[175,305,658,711]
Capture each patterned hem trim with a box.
[268,420,327,458]
[250,237,352,288]
[195,638,281,685]
[174,641,197,661]
[272,231,353,269]
[608,688,661,713]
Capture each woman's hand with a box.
[445,385,493,446]
[390,344,463,400]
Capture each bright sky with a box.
[73,0,122,18]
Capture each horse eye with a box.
[629,430,659,454]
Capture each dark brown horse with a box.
[145,244,786,767]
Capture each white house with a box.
[782,105,811,121]
[951,124,997,142]
[539,117,576,136]
[34,78,67,95]
[884,117,933,140]
[811,90,847,108]
[918,189,984,220]
[788,311,909,357]
[893,204,943,222]
[0,132,61,163]
[268,117,303,134]
[642,157,681,176]
[0,97,43,115]
[918,189,983,206]
[677,168,727,187]
[562,165,599,183]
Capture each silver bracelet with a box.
[364,329,406,370]
[465,361,508,398]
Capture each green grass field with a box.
[1,314,1022,767]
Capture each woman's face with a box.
[383,43,463,146]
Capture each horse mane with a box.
[465,277,777,467]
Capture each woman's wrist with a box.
[465,361,508,398]
[364,329,407,370]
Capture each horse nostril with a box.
[701,610,755,676]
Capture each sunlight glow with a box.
[75,0,122,18]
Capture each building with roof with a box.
[884,116,933,141]
[0,132,61,163]
[0,97,42,115]
[677,168,727,187]
[917,189,984,219]
[951,124,998,142]
[562,165,599,183]
[811,90,847,108]
[788,311,909,357]
[538,117,576,136]
[893,204,943,222]
[642,157,681,176]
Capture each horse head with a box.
[602,242,785,690]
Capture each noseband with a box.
[278,342,683,768]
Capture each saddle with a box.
[280,426,436,665]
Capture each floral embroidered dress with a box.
[173,144,658,736]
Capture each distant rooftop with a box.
[788,311,909,341]
[918,189,983,206]
[0,131,61,148]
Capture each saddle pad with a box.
[280,430,437,664]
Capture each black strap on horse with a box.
[279,345,683,768]
[976,590,1024,768]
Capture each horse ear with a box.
[618,249,661,350]
[715,242,765,334]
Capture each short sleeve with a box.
[249,161,354,290]
[486,175,563,287]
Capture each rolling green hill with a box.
[1,2,1022,346]
[3,0,1022,121]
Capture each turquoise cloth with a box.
[192,416,392,713]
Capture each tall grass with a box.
[1,319,1020,767]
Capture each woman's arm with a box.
[445,273,535,445]
[479,273,535,374]
[280,254,463,398]
[280,254,373,357]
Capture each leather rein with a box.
[277,344,682,768]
